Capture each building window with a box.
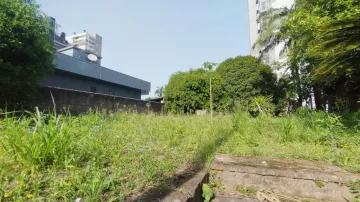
[263,54,270,65]
[90,87,96,93]
[109,90,114,95]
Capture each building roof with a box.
[54,51,150,95]
[57,46,103,59]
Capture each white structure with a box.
[248,0,295,66]
[66,32,102,58]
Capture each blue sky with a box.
[37,0,250,97]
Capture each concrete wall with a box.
[41,70,141,99]
[36,87,164,114]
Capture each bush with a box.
[164,68,229,113]
[216,56,278,108]
[0,0,55,109]
[248,96,275,117]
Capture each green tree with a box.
[154,86,166,98]
[0,0,55,109]
[256,0,360,111]
[164,66,228,113]
[216,56,278,108]
[284,0,360,110]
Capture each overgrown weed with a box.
[1,109,360,200]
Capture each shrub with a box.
[248,96,275,117]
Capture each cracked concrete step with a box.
[210,154,360,202]
[213,196,258,202]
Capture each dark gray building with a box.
[40,47,150,99]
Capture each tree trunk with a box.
[313,85,325,110]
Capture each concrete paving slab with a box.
[129,170,208,202]
[210,154,360,202]
[211,154,359,184]
[212,196,258,202]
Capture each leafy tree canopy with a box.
[0,0,55,109]
[164,66,228,113]
[216,56,278,107]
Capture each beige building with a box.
[248,0,295,66]
[66,32,103,58]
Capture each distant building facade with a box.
[42,18,150,99]
[248,0,295,66]
[66,32,102,58]
[55,32,69,50]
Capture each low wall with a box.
[36,87,164,114]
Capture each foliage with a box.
[164,66,229,113]
[255,7,294,58]
[1,108,81,168]
[348,180,360,201]
[1,110,360,200]
[0,111,233,201]
[236,185,257,194]
[202,61,218,71]
[255,0,360,111]
[216,56,278,109]
[219,110,360,173]
[202,184,214,202]
[309,11,360,83]
[165,57,281,113]
[154,86,166,98]
[287,0,360,110]
[0,0,55,109]
[248,96,275,117]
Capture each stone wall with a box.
[36,87,164,114]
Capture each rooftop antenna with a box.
[83,29,86,33]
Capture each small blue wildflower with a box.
[138,148,144,152]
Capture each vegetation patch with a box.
[236,185,257,194]
[209,170,225,192]
[348,180,360,201]
[1,109,360,200]
[314,180,326,188]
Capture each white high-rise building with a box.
[248,0,295,66]
[66,32,102,57]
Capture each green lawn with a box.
[1,109,360,201]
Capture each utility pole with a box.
[210,78,213,118]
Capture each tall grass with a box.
[0,110,233,201]
[219,108,360,173]
[0,109,360,201]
